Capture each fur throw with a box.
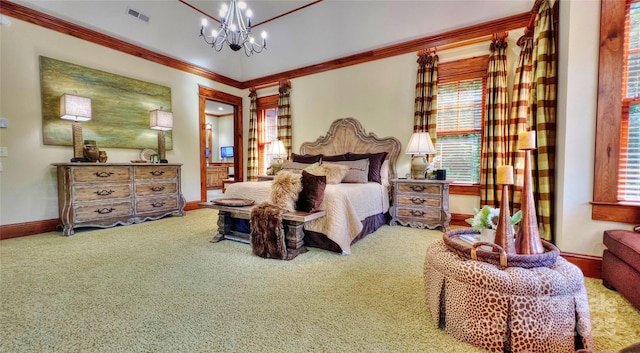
[250,202,289,260]
[270,170,303,211]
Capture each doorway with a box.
[198,85,243,202]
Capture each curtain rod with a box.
[416,34,497,56]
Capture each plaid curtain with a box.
[277,80,292,159]
[507,35,534,212]
[480,36,509,207]
[529,0,556,241]
[414,50,438,141]
[247,88,258,181]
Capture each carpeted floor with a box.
[1,209,639,353]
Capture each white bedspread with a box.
[223,181,389,254]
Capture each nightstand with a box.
[390,179,451,231]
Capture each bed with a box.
[223,117,401,254]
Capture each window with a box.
[436,78,484,183]
[593,0,640,222]
[256,95,279,175]
[435,56,488,186]
[618,1,640,202]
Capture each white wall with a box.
[217,116,234,162]
[0,17,242,225]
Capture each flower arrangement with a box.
[465,205,522,231]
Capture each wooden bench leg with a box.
[283,220,308,259]
[211,210,232,243]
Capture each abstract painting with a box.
[40,56,172,150]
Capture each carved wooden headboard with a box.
[299,117,401,185]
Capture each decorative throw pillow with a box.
[321,153,348,162]
[347,152,388,184]
[379,160,390,185]
[291,153,322,164]
[324,159,369,183]
[305,163,349,184]
[280,161,316,173]
[270,170,303,211]
[296,171,327,212]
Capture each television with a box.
[220,146,234,159]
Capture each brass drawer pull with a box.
[410,197,425,204]
[151,186,165,192]
[95,189,114,196]
[151,202,166,208]
[95,207,115,214]
[94,171,114,178]
[409,185,425,192]
[409,210,425,217]
[150,170,165,176]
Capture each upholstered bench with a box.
[602,229,640,310]
[424,240,593,353]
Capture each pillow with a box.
[280,161,316,173]
[324,159,369,183]
[305,163,349,184]
[296,171,326,212]
[347,152,388,184]
[380,160,390,185]
[321,153,348,162]
[269,170,303,211]
[291,153,322,164]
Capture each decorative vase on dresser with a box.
[52,162,186,236]
[390,179,451,231]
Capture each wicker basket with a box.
[443,228,560,268]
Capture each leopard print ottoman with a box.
[424,240,593,353]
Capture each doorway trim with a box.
[198,85,243,201]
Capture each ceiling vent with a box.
[126,7,149,23]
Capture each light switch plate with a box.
[0,118,7,128]
[0,147,8,157]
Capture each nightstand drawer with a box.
[135,182,177,197]
[395,207,443,222]
[74,201,133,222]
[73,184,132,201]
[396,194,441,208]
[135,166,178,180]
[397,182,442,195]
[72,166,131,183]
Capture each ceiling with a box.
[10,0,534,82]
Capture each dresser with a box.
[53,163,186,236]
[390,179,451,231]
[206,166,228,188]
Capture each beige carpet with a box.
[1,209,638,353]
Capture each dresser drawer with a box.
[397,194,441,208]
[135,182,177,197]
[74,201,133,222]
[136,195,178,213]
[397,182,442,195]
[72,166,131,183]
[73,184,132,202]
[395,207,442,222]
[135,166,178,180]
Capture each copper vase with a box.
[494,184,516,254]
[515,150,544,255]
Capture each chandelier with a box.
[199,0,267,57]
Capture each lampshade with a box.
[405,132,436,155]
[149,109,173,131]
[268,140,286,157]
[60,94,92,122]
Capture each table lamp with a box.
[268,139,286,173]
[405,132,436,179]
[60,93,92,162]
[150,108,173,163]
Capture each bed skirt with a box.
[231,213,388,254]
